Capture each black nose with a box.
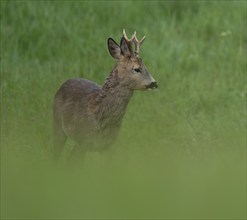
[146,81,158,89]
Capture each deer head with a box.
[107,29,158,90]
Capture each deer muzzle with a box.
[146,81,158,90]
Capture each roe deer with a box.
[53,30,158,159]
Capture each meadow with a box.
[1,0,246,219]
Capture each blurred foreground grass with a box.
[1,0,246,219]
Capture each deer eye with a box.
[134,68,141,73]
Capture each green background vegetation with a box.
[1,0,246,219]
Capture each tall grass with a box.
[1,0,246,219]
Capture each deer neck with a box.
[96,69,133,128]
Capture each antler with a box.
[122,29,146,55]
[123,29,135,42]
[131,31,145,55]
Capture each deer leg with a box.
[53,122,67,160]
[100,147,114,167]
[69,143,86,164]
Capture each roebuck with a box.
[53,30,158,159]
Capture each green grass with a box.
[1,0,246,219]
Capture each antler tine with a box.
[131,31,137,39]
[131,32,146,55]
[123,29,134,42]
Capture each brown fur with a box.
[53,33,157,159]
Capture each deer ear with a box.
[120,37,132,57]
[108,38,121,59]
